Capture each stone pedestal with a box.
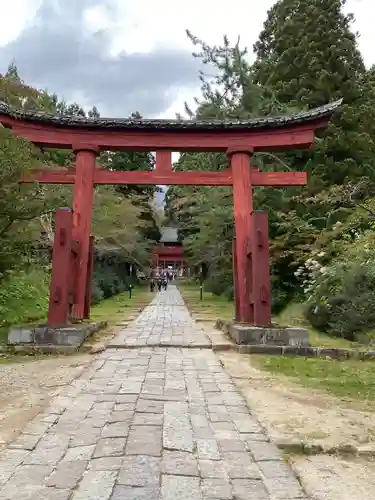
[216,319,309,347]
[8,322,106,349]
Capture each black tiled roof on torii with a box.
[0,100,342,131]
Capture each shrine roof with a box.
[160,226,179,243]
[0,100,342,131]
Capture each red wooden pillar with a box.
[252,211,272,326]
[229,148,254,323]
[69,239,80,321]
[232,238,240,322]
[72,145,98,320]
[48,209,73,326]
[84,235,95,320]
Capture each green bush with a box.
[0,266,50,328]
[92,249,136,302]
[205,269,232,297]
[304,232,375,341]
[0,245,141,337]
[90,280,104,304]
[305,264,375,340]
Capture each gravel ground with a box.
[0,354,92,450]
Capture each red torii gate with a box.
[0,100,340,326]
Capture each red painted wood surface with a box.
[84,235,95,320]
[22,170,76,184]
[251,171,307,186]
[21,169,307,187]
[47,209,73,326]
[231,152,254,324]
[69,238,80,321]
[155,150,172,173]
[154,246,183,256]
[232,238,240,322]
[9,121,322,152]
[72,148,96,320]
[252,211,272,326]
[96,169,233,186]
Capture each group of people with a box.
[149,269,175,292]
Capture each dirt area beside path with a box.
[219,351,375,500]
[0,354,91,450]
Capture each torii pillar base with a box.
[232,210,271,327]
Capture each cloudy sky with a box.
[0,0,372,119]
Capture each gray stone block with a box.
[201,478,232,499]
[320,348,350,359]
[162,450,199,476]
[8,322,106,348]
[283,346,318,357]
[232,479,269,500]
[35,326,86,346]
[238,345,283,355]
[8,327,34,344]
[162,475,202,500]
[224,322,309,346]
[118,455,160,486]
[126,425,162,456]
[46,459,87,489]
[111,485,160,500]
[70,469,118,500]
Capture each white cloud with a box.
[0,0,374,119]
[111,0,375,66]
[0,0,41,46]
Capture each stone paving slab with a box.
[108,287,211,348]
[0,286,308,499]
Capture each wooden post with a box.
[84,235,95,320]
[48,209,73,326]
[69,239,80,321]
[156,150,172,173]
[229,149,254,323]
[232,238,240,322]
[72,145,98,320]
[252,211,272,326]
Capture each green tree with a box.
[168,18,375,308]
[0,127,66,276]
[251,0,375,294]
[253,0,365,107]
[252,0,374,186]
[100,148,161,243]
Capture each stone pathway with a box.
[109,288,210,348]
[0,286,307,499]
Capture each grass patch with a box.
[178,283,234,321]
[178,286,370,349]
[0,273,153,345]
[90,286,154,326]
[0,267,50,344]
[251,355,375,401]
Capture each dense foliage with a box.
[166,0,375,340]
[0,65,160,320]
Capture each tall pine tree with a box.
[253,0,365,107]
[252,0,375,188]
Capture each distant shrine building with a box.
[152,226,185,274]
